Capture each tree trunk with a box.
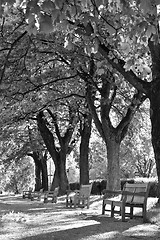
[106,138,120,190]
[51,168,59,190]
[50,151,69,194]
[37,112,69,195]
[33,152,42,191]
[150,89,160,199]
[41,155,48,191]
[79,113,92,185]
[35,164,42,191]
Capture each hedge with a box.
[69,178,158,197]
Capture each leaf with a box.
[124,59,134,71]
[51,9,59,23]
[120,42,130,54]
[143,65,151,74]
[55,0,64,9]
[39,14,53,33]
[84,45,91,56]
[137,21,148,33]
[3,4,10,16]
[70,5,76,17]
[97,68,105,75]
[64,38,73,50]
[105,23,116,35]
[41,0,55,12]
[0,4,3,18]
[14,0,23,8]
[140,0,154,15]
[26,0,40,14]
[96,0,105,8]
[146,25,156,38]
[81,0,89,8]
[4,0,16,5]
[91,38,99,53]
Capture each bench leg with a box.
[87,199,90,209]
[70,198,73,208]
[111,202,114,217]
[142,205,147,223]
[121,203,125,222]
[66,197,69,207]
[52,196,57,203]
[130,207,133,219]
[102,201,106,215]
[38,195,41,201]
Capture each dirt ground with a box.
[0,194,160,240]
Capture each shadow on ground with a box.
[19,216,160,240]
[0,194,160,240]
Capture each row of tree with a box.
[0,1,159,197]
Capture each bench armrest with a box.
[102,189,122,195]
[122,191,146,197]
[102,189,122,199]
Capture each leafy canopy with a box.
[0,0,158,78]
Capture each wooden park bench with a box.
[44,187,59,203]
[22,188,33,199]
[66,183,92,209]
[30,189,43,201]
[102,182,151,222]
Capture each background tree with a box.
[37,103,78,194]
[120,99,156,178]
[89,137,107,180]
[1,156,34,193]
[79,102,92,185]
[1,1,160,195]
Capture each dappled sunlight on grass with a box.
[79,231,120,240]
[123,224,159,237]
[27,207,54,211]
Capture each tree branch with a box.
[116,91,146,141]
[46,109,63,146]
[63,105,78,146]
[98,43,150,95]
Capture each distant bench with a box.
[22,187,59,203]
[30,189,43,201]
[22,189,32,199]
[102,182,151,222]
[44,187,59,203]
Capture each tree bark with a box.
[79,112,92,185]
[50,150,68,193]
[148,41,160,200]
[41,151,48,191]
[32,151,42,191]
[37,110,77,195]
[106,137,120,190]
[150,87,160,199]
[37,112,68,194]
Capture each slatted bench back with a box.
[122,183,150,204]
[79,184,92,198]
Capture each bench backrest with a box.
[53,187,59,196]
[122,182,150,204]
[47,187,59,195]
[79,184,92,198]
